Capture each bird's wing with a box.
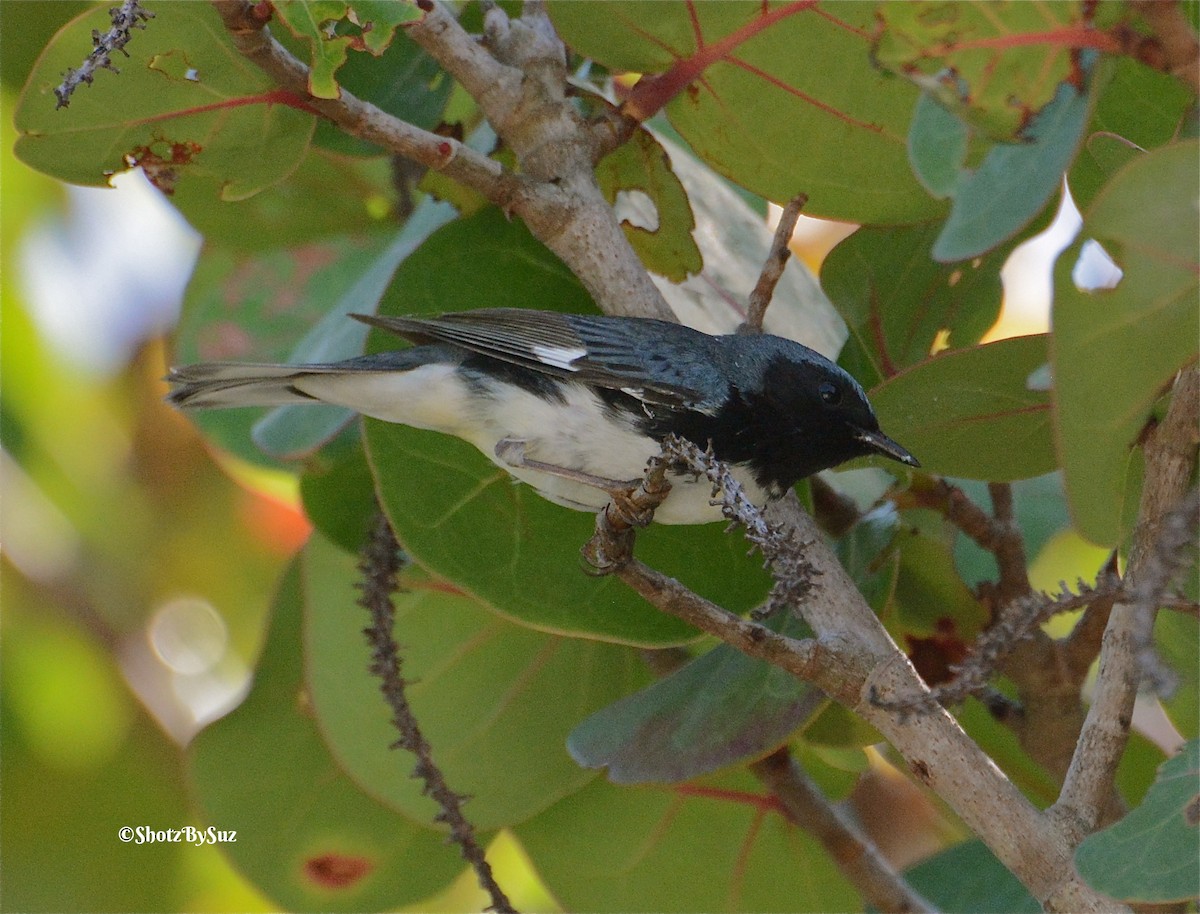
[352,310,721,410]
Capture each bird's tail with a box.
[165,348,445,411]
[164,362,336,409]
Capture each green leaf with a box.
[908,91,969,199]
[549,2,941,223]
[168,148,391,249]
[188,560,465,912]
[890,525,988,641]
[273,0,422,100]
[874,0,1087,142]
[14,1,315,200]
[595,127,702,282]
[1157,610,1199,740]
[299,440,379,552]
[302,533,646,828]
[821,223,1006,389]
[567,610,825,784]
[1052,141,1200,545]
[514,772,859,912]
[870,335,1056,481]
[905,839,1040,913]
[1068,56,1195,210]
[1076,739,1200,903]
[933,67,1096,262]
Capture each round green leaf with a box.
[514,772,859,912]
[821,223,1006,389]
[302,533,648,828]
[1052,141,1200,545]
[14,1,315,200]
[189,560,465,912]
[870,334,1055,481]
[360,207,773,644]
[549,2,940,223]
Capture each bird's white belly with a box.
[299,366,769,524]
[461,381,767,524]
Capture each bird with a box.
[166,309,918,525]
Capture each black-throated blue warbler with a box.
[167,309,918,524]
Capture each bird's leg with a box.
[494,438,640,494]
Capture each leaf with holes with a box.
[514,772,858,911]
[550,1,940,222]
[14,1,315,200]
[1052,141,1200,546]
[932,64,1096,262]
[869,334,1055,482]
[595,127,702,282]
[874,0,1095,142]
[273,0,423,100]
[188,560,465,911]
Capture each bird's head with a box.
[715,337,919,493]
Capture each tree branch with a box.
[357,513,516,914]
[741,193,808,334]
[54,0,155,109]
[210,0,673,321]
[751,748,936,914]
[1052,365,1200,846]
[590,443,1128,912]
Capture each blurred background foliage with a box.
[2,1,1196,911]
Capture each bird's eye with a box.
[818,382,841,405]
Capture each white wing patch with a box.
[531,344,586,370]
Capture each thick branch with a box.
[1053,366,1200,845]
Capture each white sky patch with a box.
[532,344,585,370]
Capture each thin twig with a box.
[986,482,1033,602]
[871,575,1123,717]
[751,748,936,914]
[741,193,808,334]
[357,513,516,914]
[55,0,154,109]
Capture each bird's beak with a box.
[855,428,920,468]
